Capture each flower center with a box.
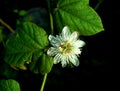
[59,41,73,55]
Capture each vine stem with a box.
[94,0,104,10]
[40,73,48,91]
[0,18,15,33]
[46,0,54,34]
[39,0,53,91]
[50,13,54,34]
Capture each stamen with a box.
[59,41,73,55]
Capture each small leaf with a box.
[4,22,49,73]
[0,79,21,91]
[53,0,104,36]
[30,53,54,74]
[39,53,54,74]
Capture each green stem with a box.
[94,0,104,10]
[50,13,54,34]
[39,1,53,91]
[0,18,15,33]
[46,0,54,34]
[40,73,48,91]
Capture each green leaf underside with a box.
[5,22,53,74]
[0,79,21,91]
[53,0,104,36]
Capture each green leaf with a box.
[57,0,89,6]
[30,53,54,74]
[0,28,3,43]
[39,53,53,74]
[0,63,18,79]
[4,22,49,73]
[0,79,21,91]
[53,0,104,36]
[0,27,5,43]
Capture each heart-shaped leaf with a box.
[53,0,104,36]
[0,79,21,91]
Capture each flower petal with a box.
[49,35,60,47]
[70,31,79,42]
[69,54,79,66]
[73,48,82,55]
[61,56,69,67]
[54,53,62,64]
[61,60,67,67]
[47,47,58,56]
[61,26,71,40]
[73,40,85,48]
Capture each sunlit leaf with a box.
[53,0,104,36]
[0,79,21,91]
[4,22,51,74]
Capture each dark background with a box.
[0,0,114,91]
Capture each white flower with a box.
[47,26,85,67]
